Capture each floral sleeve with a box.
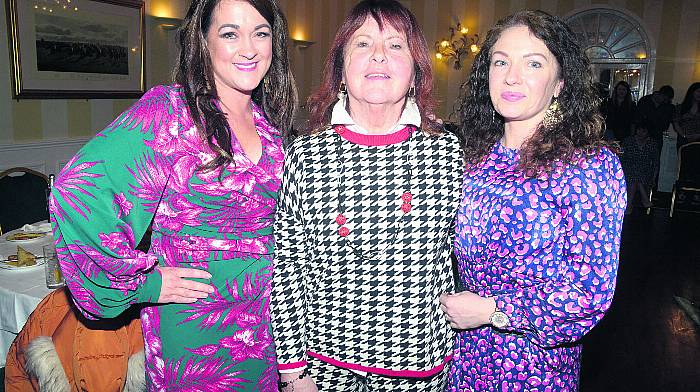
[495,149,627,347]
[50,86,175,319]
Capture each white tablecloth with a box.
[0,224,54,367]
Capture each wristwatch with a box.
[489,309,510,329]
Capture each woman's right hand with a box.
[280,372,318,392]
[156,266,214,303]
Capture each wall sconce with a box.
[154,16,181,31]
[291,39,315,50]
[435,22,480,70]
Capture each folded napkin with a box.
[21,222,52,233]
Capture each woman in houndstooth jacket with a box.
[270,1,463,391]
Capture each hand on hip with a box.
[156,266,214,304]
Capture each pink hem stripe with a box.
[307,351,452,378]
[278,360,308,370]
[334,125,414,146]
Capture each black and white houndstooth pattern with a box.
[271,127,464,373]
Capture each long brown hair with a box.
[679,82,700,115]
[455,10,608,176]
[306,0,439,134]
[175,0,297,171]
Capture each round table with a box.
[0,224,55,367]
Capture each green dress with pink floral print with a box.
[49,85,282,391]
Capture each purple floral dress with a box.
[49,85,283,391]
[447,143,626,391]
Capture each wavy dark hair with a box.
[175,0,297,172]
[306,0,440,134]
[454,10,607,176]
[611,80,634,110]
[679,82,700,115]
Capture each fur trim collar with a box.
[24,337,70,392]
[24,338,146,392]
[125,350,146,392]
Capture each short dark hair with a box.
[175,0,298,172]
[454,10,607,176]
[658,85,675,100]
[306,0,439,134]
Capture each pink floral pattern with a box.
[113,192,133,218]
[162,357,247,391]
[50,85,283,391]
[447,143,626,391]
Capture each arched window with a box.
[567,8,654,101]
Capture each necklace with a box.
[332,125,415,260]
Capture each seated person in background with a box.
[4,287,144,392]
[673,82,700,149]
[620,122,659,214]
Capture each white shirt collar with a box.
[330,96,422,132]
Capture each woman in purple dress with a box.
[49,0,297,390]
[440,10,627,391]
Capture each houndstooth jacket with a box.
[271,125,464,376]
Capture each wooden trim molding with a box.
[0,137,90,175]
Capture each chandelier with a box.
[435,23,480,70]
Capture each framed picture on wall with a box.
[5,0,145,99]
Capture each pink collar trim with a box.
[307,351,451,377]
[334,125,415,146]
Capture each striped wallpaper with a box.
[279,0,700,120]
[1,0,698,145]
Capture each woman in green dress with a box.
[49,0,297,390]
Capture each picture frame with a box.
[5,0,145,99]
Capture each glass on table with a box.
[42,244,64,289]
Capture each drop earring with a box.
[263,78,270,95]
[406,86,416,105]
[337,82,347,100]
[542,97,563,129]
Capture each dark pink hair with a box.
[306,0,439,134]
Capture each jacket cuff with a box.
[278,360,308,373]
[137,268,162,303]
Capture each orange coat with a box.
[4,288,145,392]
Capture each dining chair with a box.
[0,167,50,234]
[669,142,700,217]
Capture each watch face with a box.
[490,311,509,328]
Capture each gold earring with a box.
[263,78,270,94]
[338,82,347,100]
[542,97,563,129]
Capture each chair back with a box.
[0,167,50,233]
[677,142,700,186]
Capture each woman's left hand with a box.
[439,291,496,330]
